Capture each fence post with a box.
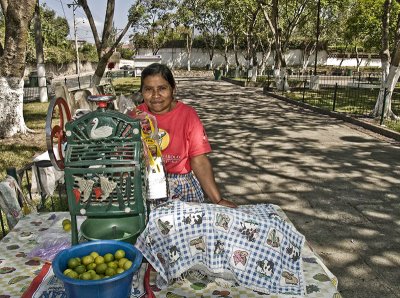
[302,80,306,103]
[358,72,361,89]
[333,83,338,111]
[64,78,67,86]
[380,88,388,125]
[78,76,81,89]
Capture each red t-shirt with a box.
[136,101,211,174]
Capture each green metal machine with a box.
[46,95,147,245]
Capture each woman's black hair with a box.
[140,63,176,92]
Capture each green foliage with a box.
[40,4,70,47]
[0,3,96,64]
[343,0,400,52]
[117,47,135,59]
[79,42,98,62]
[130,0,177,54]
[44,46,74,64]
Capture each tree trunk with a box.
[301,42,316,75]
[0,0,37,138]
[371,0,397,119]
[355,46,362,73]
[233,35,240,77]
[91,51,113,86]
[80,0,136,85]
[0,78,26,137]
[274,42,289,91]
[251,48,258,82]
[34,0,48,103]
[186,27,194,72]
[259,39,271,76]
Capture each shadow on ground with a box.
[176,78,400,298]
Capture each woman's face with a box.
[141,74,175,115]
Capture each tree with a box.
[78,0,145,86]
[343,0,387,72]
[371,0,400,119]
[136,0,176,55]
[23,4,76,64]
[238,0,262,82]
[260,0,310,91]
[117,46,135,59]
[0,0,37,138]
[220,0,246,77]
[197,0,224,69]
[176,0,202,71]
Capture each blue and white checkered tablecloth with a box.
[135,201,306,295]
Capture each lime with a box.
[82,255,94,266]
[114,249,125,260]
[86,262,97,270]
[105,267,116,276]
[80,272,92,280]
[92,274,101,280]
[116,268,124,274]
[103,253,114,263]
[63,223,71,232]
[63,268,73,275]
[90,251,99,259]
[107,261,118,269]
[94,256,105,265]
[123,260,132,270]
[67,258,79,269]
[62,219,71,226]
[74,257,81,265]
[95,263,108,274]
[66,271,79,279]
[75,265,86,275]
[118,258,128,268]
[86,269,97,278]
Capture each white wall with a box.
[137,48,381,69]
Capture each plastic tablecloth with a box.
[0,207,341,298]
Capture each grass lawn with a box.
[284,86,400,132]
[0,78,141,181]
[112,77,141,95]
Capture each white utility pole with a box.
[68,1,80,76]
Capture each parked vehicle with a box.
[120,65,133,70]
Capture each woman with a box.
[132,63,236,208]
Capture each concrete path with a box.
[176,77,400,298]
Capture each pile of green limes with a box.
[63,249,133,280]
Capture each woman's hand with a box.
[216,198,238,208]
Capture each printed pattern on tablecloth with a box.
[0,212,70,298]
[135,201,306,296]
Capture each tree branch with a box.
[109,20,133,54]
[260,4,275,36]
[101,0,115,48]
[78,0,101,54]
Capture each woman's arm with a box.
[190,154,237,208]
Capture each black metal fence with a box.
[23,85,55,102]
[258,72,400,128]
[23,72,122,102]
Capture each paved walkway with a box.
[176,77,400,298]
